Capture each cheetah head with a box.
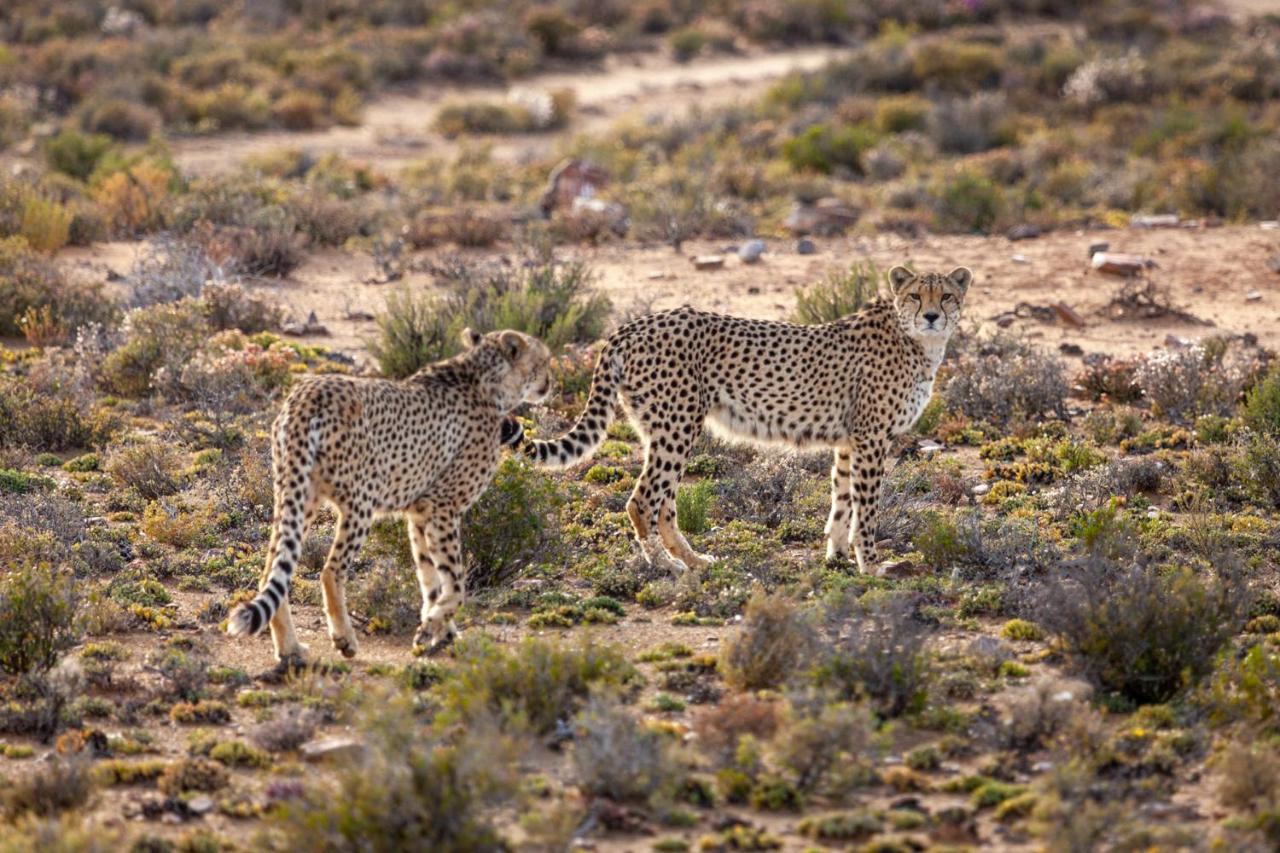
[462,327,554,408]
[888,266,971,340]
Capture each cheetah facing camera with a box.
[524,265,971,574]
[227,328,552,663]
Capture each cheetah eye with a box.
[941,294,953,302]
[909,294,921,302]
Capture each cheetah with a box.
[523,265,971,574]
[227,328,552,663]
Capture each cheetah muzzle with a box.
[522,265,972,574]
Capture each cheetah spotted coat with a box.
[227,329,551,663]
[525,266,971,573]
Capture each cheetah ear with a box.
[947,267,973,293]
[887,265,916,294]
[498,330,526,361]
[460,327,483,349]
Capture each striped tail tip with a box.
[226,601,267,637]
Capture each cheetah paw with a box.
[331,634,359,659]
[413,624,456,657]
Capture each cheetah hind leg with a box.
[412,617,458,657]
[658,500,715,570]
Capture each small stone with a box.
[1131,214,1180,228]
[1246,290,1263,302]
[1091,252,1153,276]
[737,239,766,264]
[796,238,817,255]
[691,254,725,271]
[876,559,917,579]
[300,737,364,763]
[345,309,375,321]
[1011,253,1029,264]
[1268,256,1280,274]
[1007,224,1042,241]
[1088,241,1110,258]
[1032,760,1055,773]
[1058,342,1084,356]
[971,483,991,496]
[1261,221,1280,230]
[917,439,943,455]
[187,795,214,815]
[1165,334,1194,348]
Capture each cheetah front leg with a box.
[850,435,891,573]
[414,512,465,655]
[655,438,715,570]
[825,446,854,562]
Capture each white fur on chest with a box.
[897,378,934,433]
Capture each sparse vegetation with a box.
[0,1,1277,847]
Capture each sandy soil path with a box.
[171,46,852,176]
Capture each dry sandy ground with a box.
[62,222,1280,370]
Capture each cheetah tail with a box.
[524,344,620,468]
[226,420,315,638]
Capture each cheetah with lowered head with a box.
[227,328,551,663]
[524,265,971,573]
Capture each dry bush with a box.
[92,163,171,236]
[267,691,520,851]
[693,693,781,768]
[0,236,117,342]
[105,441,184,500]
[1037,557,1247,704]
[251,707,322,753]
[998,677,1093,751]
[774,692,873,794]
[943,333,1069,426]
[719,590,817,692]
[1,758,94,820]
[572,694,678,803]
[1134,342,1258,424]
[200,281,284,333]
[812,592,928,718]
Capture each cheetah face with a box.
[888,266,971,340]
[482,329,554,406]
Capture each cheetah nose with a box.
[923,311,941,324]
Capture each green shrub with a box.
[875,95,930,133]
[935,169,1005,232]
[676,480,715,535]
[158,757,230,795]
[782,122,877,174]
[793,261,879,324]
[370,256,609,378]
[435,100,536,137]
[1243,367,1280,437]
[464,459,562,590]
[102,300,208,397]
[0,563,79,677]
[42,130,117,182]
[434,636,639,735]
[0,381,115,451]
[1040,558,1246,704]
[719,591,815,692]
